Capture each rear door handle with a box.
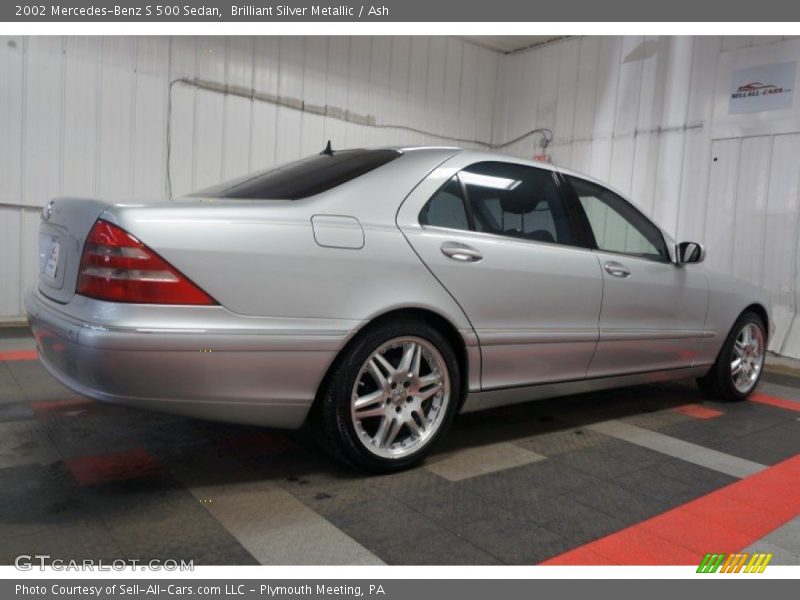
[603,261,631,278]
[441,241,483,262]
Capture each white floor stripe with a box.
[744,517,800,565]
[172,449,384,565]
[426,442,545,481]
[587,420,766,479]
[750,517,800,553]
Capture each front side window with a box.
[568,176,668,262]
[419,162,575,246]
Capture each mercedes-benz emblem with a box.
[43,200,54,222]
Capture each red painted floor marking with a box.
[65,448,165,486]
[566,527,701,566]
[751,393,800,412]
[220,430,297,457]
[673,403,723,419]
[0,349,38,361]
[31,398,94,420]
[684,494,792,540]
[639,510,753,554]
[541,454,800,565]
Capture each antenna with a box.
[320,140,334,156]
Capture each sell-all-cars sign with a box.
[730,61,796,114]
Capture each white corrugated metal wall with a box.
[492,36,800,358]
[0,35,499,322]
[3,34,800,359]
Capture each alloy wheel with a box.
[730,322,764,394]
[350,336,450,459]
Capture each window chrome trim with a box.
[416,223,599,255]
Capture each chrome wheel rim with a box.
[351,336,450,460]
[731,322,764,394]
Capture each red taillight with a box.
[77,219,216,305]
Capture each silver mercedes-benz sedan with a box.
[26,146,771,471]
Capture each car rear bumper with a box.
[24,288,356,428]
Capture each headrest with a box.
[499,193,531,215]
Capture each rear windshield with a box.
[193,149,402,200]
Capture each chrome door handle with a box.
[603,261,631,278]
[441,242,483,262]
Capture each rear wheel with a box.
[697,311,766,402]
[316,318,460,472]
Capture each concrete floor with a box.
[1,325,799,566]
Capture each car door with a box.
[397,158,603,390]
[563,175,709,377]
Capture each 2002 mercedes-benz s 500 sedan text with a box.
[27,146,772,471]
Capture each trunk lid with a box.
[37,197,111,304]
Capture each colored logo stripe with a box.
[697,553,725,573]
[690,552,772,573]
[721,553,748,573]
[745,553,772,573]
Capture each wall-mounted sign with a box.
[713,39,800,139]
[729,62,795,114]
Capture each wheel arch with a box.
[311,307,472,418]
[697,301,770,401]
[743,303,769,343]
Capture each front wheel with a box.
[697,311,766,402]
[316,318,461,472]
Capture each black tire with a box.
[314,317,461,473]
[697,311,766,402]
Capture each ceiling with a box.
[457,36,566,54]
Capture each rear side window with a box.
[193,149,401,200]
[419,176,470,231]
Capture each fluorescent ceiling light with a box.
[459,172,521,191]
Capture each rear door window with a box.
[461,162,574,245]
[418,162,576,246]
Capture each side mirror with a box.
[677,241,705,264]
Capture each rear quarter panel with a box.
[698,268,772,364]
[102,149,473,328]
